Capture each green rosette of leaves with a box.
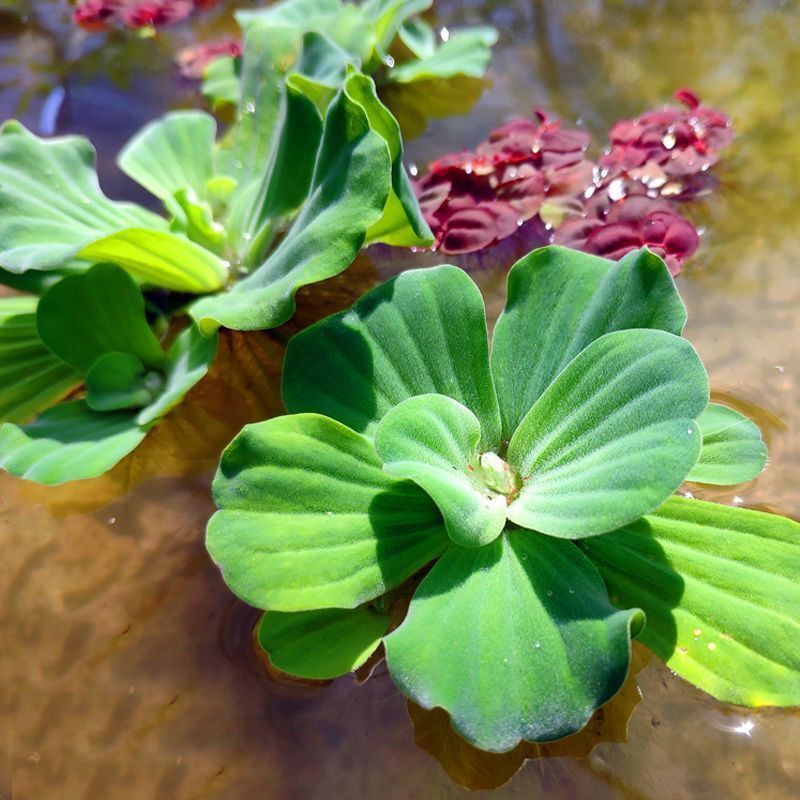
[0,20,433,484]
[206,0,498,113]
[207,245,800,753]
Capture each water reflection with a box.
[2,1,800,797]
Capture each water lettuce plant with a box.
[207,245,799,753]
[201,0,498,107]
[0,17,431,484]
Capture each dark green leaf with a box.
[283,265,502,448]
[137,325,218,426]
[37,262,164,374]
[86,352,159,412]
[207,413,448,611]
[507,330,708,538]
[581,496,800,706]
[385,531,642,752]
[257,606,390,679]
[491,247,687,439]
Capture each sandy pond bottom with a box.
[3,0,800,797]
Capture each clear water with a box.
[1,1,799,797]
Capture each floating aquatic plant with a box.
[207,245,800,753]
[412,91,731,273]
[196,0,498,111]
[0,19,432,483]
[74,0,218,32]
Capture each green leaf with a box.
[190,83,391,333]
[507,329,708,538]
[289,31,355,111]
[77,229,228,294]
[37,263,164,374]
[117,111,218,215]
[228,23,302,195]
[229,77,323,264]
[0,296,80,423]
[86,352,160,412]
[386,27,498,83]
[137,325,218,426]
[236,0,343,28]
[491,246,687,439]
[384,531,642,752]
[257,606,390,679]
[398,18,436,59]
[206,413,448,611]
[362,0,432,52]
[0,400,148,485]
[687,403,767,485]
[0,121,166,273]
[581,496,800,707]
[283,265,502,448]
[345,73,433,248]
[375,394,506,548]
[201,55,241,107]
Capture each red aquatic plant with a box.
[415,111,592,254]
[177,38,243,79]
[74,0,217,31]
[411,90,731,273]
[554,193,699,276]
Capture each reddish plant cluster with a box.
[74,0,217,31]
[413,90,732,275]
[176,39,243,79]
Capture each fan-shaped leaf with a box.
[283,265,501,448]
[491,247,687,439]
[37,263,164,374]
[117,111,218,215]
[687,403,767,485]
[0,400,148,485]
[375,394,505,547]
[385,531,642,752]
[507,329,708,538]
[206,413,448,611]
[581,496,800,706]
[257,606,390,679]
[0,121,166,273]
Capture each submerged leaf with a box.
[206,413,448,611]
[257,606,390,680]
[582,496,800,707]
[0,121,166,273]
[506,329,708,538]
[385,531,642,752]
[687,403,767,485]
